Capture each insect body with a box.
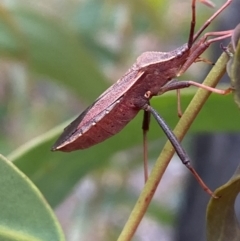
[52,0,233,195]
[52,46,190,151]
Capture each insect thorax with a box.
[135,43,189,77]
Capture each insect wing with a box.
[77,69,144,127]
[51,104,93,150]
[52,69,145,150]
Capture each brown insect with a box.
[52,0,233,196]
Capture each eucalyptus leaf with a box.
[206,164,240,241]
[226,23,240,108]
[231,41,240,107]
[0,154,65,241]
[231,23,240,51]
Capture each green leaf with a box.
[0,6,108,100]
[226,23,240,108]
[228,42,240,108]
[206,165,240,241]
[0,154,65,241]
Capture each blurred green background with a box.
[0,0,238,240]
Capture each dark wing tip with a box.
[51,106,91,153]
[51,138,66,152]
[51,133,67,151]
[51,145,58,151]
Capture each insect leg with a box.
[143,103,216,197]
[187,0,216,48]
[193,0,232,44]
[179,30,233,76]
[142,110,151,182]
[158,79,232,96]
[195,56,214,65]
[198,0,215,8]
[158,79,231,117]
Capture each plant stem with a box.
[117,51,229,241]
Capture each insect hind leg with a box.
[143,103,217,197]
[142,109,151,182]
